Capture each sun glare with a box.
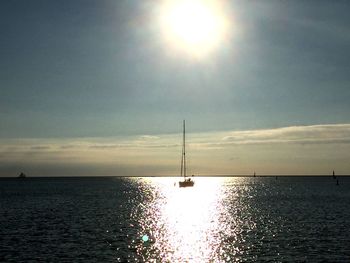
[157,0,230,58]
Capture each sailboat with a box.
[179,120,194,187]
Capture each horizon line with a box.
[1,174,349,178]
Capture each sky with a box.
[1,0,350,176]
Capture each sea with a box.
[1,176,350,262]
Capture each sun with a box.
[157,0,230,58]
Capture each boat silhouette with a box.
[18,172,26,178]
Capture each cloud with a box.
[30,145,51,150]
[1,124,350,154]
[89,144,124,149]
[139,135,160,140]
[221,124,350,145]
[60,144,82,149]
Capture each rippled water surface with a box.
[1,176,350,262]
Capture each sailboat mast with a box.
[183,120,186,178]
[180,136,183,178]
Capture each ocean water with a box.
[1,176,350,262]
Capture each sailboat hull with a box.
[179,180,194,187]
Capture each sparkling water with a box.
[1,176,349,262]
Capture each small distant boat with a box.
[179,120,194,188]
[18,172,26,178]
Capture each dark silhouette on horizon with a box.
[18,172,26,178]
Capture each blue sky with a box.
[1,0,350,176]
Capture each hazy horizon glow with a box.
[1,124,350,177]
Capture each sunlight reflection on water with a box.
[135,177,240,262]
